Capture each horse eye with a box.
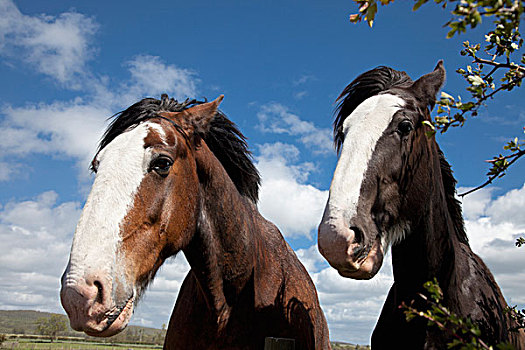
[150,156,173,177]
[397,120,413,135]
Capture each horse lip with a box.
[84,294,135,337]
[337,236,383,279]
[353,242,372,262]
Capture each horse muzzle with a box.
[60,270,135,337]
[318,221,384,280]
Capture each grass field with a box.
[0,337,369,350]
[1,338,162,350]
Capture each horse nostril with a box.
[350,226,369,258]
[94,280,104,304]
[350,226,363,245]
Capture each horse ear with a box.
[410,60,446,110]
[186,95,224,134]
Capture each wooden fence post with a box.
[264,337,295,350]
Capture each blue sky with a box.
[0,0,524,345]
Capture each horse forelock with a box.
[95,95,260,203]
[96,95,198,156]
[334,66,413,153]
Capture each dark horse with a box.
[317,61,525,349]
[60,95,330,349]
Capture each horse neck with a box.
[183,141,259,324]
[392,141,459,289]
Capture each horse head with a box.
[318,62,446,279]
[60,96,223,336]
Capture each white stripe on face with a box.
[322,94,404,229]
[65,122,166,289]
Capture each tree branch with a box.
[459,148,525,197]
[473,56,525,73]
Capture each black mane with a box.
[438,148,468,244]
[96,95,261,203]
[334,66,413,153]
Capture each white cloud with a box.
[295,244,326,273]
[0,100,110,181]
[293,74,316,86]
[0,0,98,86]
[459,186,495,221]
[256,142,328,239]
[0,161,22,181]
[0,192,81,312]
[291,75,314,101]
[257,103,333,154]
[486,183,525,226]
[122,55,198,102]
[87,55,199,109]
[294,91,308,100]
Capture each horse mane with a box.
[204,111,261,203]
[438,148,468,244]
[334,66,413,153]
[95,94,261,203]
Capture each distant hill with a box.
[0,310,58,335]
[0,310,165,344]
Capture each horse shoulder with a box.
[252,219,331,349]
[252,219,310,307]
[164,270,216,349]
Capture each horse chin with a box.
[336,237,384,280]
[84,296,135,338]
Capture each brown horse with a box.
[60,95,331,349]
[318,62,525,349]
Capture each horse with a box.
[60,95,331,349]
[317,61,525,349]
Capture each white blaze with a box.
[64,122,166,286]
[322,94,404,229]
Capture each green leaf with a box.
[366,2,378,27]
[413,0,428,11]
